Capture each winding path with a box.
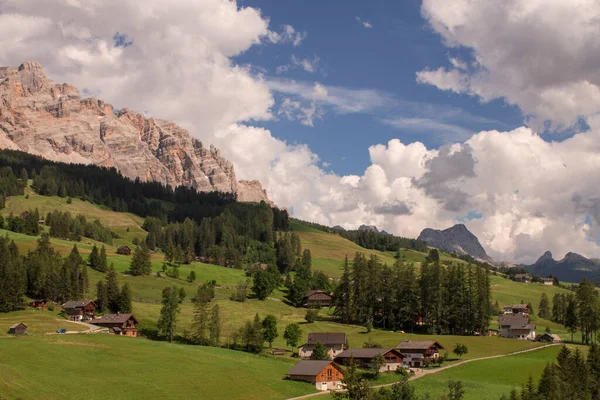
[286,343,560,400]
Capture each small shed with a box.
[117,246,132,255]
[8,322,27,335]
[29,299,48,310]
[272,348,285,355]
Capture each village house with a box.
[499,314,536,340]
[503,304,530,315]
[116,245,132,255]
[542,278,554,285]
[286,360,344,391]
[299,332,346,359]
[334,348,404,372]
[303,290,333,308]
[29,299,48,310]
[396,340,444,368]
[537,333,562,343]
[91,313,139,337]
[63,300,96,321]
[7,322,27,335]
[513,273,532,283]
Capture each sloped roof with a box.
[499,314,532,329]
[9,322,26,329]
[335,348,402,360]
[306,332,346,345]
[504,304,528,309]
[396,340,444,351]
[91,313,137,326]
[305,290,332,298]
[63,300,95,309]
[514,274,531,279]
[287,360,340,376]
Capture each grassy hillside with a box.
[0,309,87,337]
[0,334,315,400]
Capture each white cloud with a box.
[355,16,373,28]
[268,24,307,46]
[276,55,320,74]
[3,0,600,264]
[382,117,474,142]
[419,0,600,129]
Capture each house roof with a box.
[503,304,529,309]
[514,274,531,279]
[499,314,533,330]
[396,340,444,351]
[91,313,138,326]
[9,322,26,329]
[335,348,402,360]
[287,360,340,376]
[305,290,331,298]
[63,300,96,309]
[306,332,346,345]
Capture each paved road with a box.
[286,343,560,400]
[48,319,107,334]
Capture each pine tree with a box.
[157,286,181,342]
[209,304,221,347]
[95,280,108,313]
[537,364,561,400]
[98,245,108,273]
[118,283,132,313]
[192,285,211,345]
[105,264,120,312]
[130,242,152,276]
[539,293,550,320]
[88,245,99,271]
[564,294,579,343]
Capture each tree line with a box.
[333,251,492,335]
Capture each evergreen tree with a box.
[88,245,99,271]
[130,242,152,276]
[98,245,108,273]
[105,264,120,312]
[192,285,211,345]
[95,280,108,313]
[157,286,182,342]
[539,293,550,320]
[0,237,25,312]
[564,294,579,343]
[118,283,132,313]
[446,380,465,400]
[537,364,561,400]
[209,304,221,347]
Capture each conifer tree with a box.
[130,242,152,276]
[157,286,182,342]
[95,280,108,313]
[98,245,108,273]
[105,264,120,312]
[88,245,99,271]
[118,283,132,313]
[209,304,221,347]
[539,293,551,319]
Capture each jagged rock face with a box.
[523,251,600,282]
[0,62,272,203]
[417,223,492,261]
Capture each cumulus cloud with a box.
[418,0,600,129]
[2,0,600,264]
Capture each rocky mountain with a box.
[523,251,600,283]
[0,62,271,204]
[417,224,492,261]
[358,225,391,235]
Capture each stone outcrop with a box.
[0,62,272,204]
[417,223,492,261]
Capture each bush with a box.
[305,309,319,323]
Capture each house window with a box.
[327,369,332,380]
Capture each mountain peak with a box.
[418,224,491,261]
[536,251,554,262]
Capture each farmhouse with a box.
[396,340,444,367]
[286,360,344,391]
[513,273,532,283]
[499,314,536,340]
[334,348,404,372]
[117,245,132,255]
[542,278,554,285]
[7,322,27,335]
[29,299,48,310]
[299,332,346,359]
[503,304,530,315]
[91,313,138,337]
[537,333,562,343]
[63,300,96,321]
[303,290,332,307]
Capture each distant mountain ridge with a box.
[358,225,391,236]
[522,251,600,283]
[417,224,492,261]
[0,62,271,204]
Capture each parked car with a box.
[56,328,67,334]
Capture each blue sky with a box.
[235,0,524,176]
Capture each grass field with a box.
[0,334,316,400]
[0,309,87,337]
[409,345,570,400]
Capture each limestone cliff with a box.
[0,62,272,204]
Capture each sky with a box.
[1,0,600,263]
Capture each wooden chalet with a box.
[63,300,96,321]
[7,322,27,335]
[286,360,344,391]
[335,348,404,372]
[116,245,132,255]
[396,340,444,367]
[499,314,536,340]
[29,299,48,310]
[503,304,530,315]
[537,333,562,343]
[299,332,346,359]
[302,290,332,307]
[513,273,532,283]
[91,313,138,337]
[542,278,554,285]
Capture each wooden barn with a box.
[8,322,27,335]
[302,290,332,307]
[91,313,139,337]
[29,299,48,310]
[286,360,344,391]
[117,245,132,255]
